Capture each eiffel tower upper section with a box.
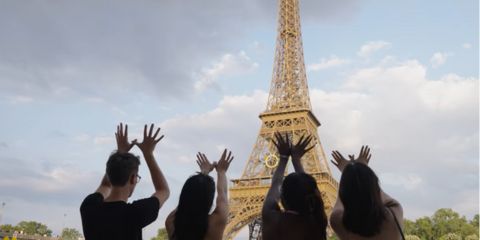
[264,0,313,116]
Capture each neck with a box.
[105,186,131,202]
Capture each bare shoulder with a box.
[165,210,175,239]
[385,199,403,220]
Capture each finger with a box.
[302,136,313,148]
[154,135,164,143]
[275,132,283,145]
[143,124,147,139]
[305,145,315,152]
[202,153,209,163]
[153,127,161,139]
[367,153,372,162]
[119,123,124,137]
[360,145,365,156]
[117,125,120,136]
[148,124,154,137]
[330,160,339,167]
[227,150,232,161]
[220,149,227,162]
[348,154,355,161]
[228,156,234,164]
[196,160,201,166]
[272,140,279,149]
[125,124,128,139]
[296,135,305,146]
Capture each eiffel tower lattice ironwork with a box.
[223,0,338,239]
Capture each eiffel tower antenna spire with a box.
[265,0,312,113]
[224,0,338,239]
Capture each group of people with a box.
[80,123,404,240]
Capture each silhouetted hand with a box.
[291,134,315,161]
[272,132,291,157]
[216,149,234,173]
[136,124,164,155]
[196,152,216,175]
[115,123,136,153]
[331,150,350,173]
[348,145,371,165]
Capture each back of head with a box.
[339,162,385,236]
[281,172,328,240]
[174,173,215,240]
[106,152,140,186]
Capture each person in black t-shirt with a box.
[80,123,170,240]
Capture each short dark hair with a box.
[106,151,140,186]
[339,162,386,236]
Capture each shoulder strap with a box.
[387,207,405,240]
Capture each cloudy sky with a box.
[0,0,478,239]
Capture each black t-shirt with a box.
[80,193,160,240]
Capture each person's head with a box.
[106,151,141,196]
[339,162,385,236]
[174,173,215,240]
[281,172,328,239]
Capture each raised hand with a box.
[291,134,315,161]
[115,123,136,153]
[272,132,291,157]
[349,145,371,165]
[331,150,350,173]
[215,149,234,173]
[136,124,164,154]
[196,152,216,175]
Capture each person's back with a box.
[263,212,324,240]
[166,150,234,240]
[330,203,403,240]
[80,123,170,240]
[330,146,404,240]
[81,193,159,240]
[262,133,327,240]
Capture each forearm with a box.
[95,174,111,198]
[291,157,305,173]
[266,157,288,202]
[143,152,170,196]
[216,171,228,203]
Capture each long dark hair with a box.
[339,162,386,236]
[173,173,215,240]
[281,172,328,240]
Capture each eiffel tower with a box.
[224,0,338,239]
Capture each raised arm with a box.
[262,132,290,221]
[95,123,136,198]
[291,134,315,173]
[212,150,234,221]
[136,124,170,206]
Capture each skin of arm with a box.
[262,132,291,222]
[209,150,234,238]
[95,174,112,198]
[136,124,170,206]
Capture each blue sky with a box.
[0,0,478,239]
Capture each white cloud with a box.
[93,136,114,145]
[194,51,259,92]
[307,55,350,71]
[430,52,451,68]
[380,173,423,190]
[7,95,34,104]
[357,41,391,58]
